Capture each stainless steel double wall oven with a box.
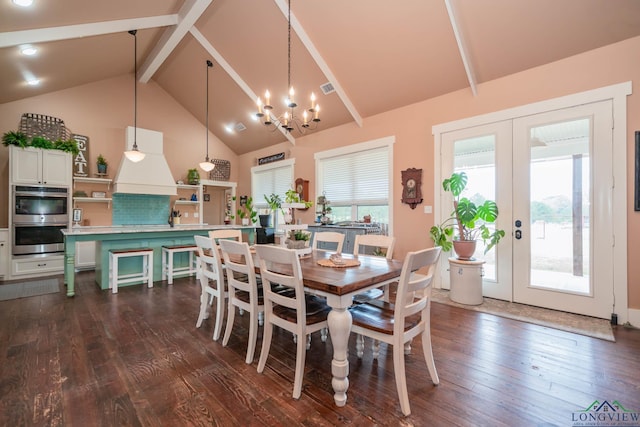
[12,185,69,255]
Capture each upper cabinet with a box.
[10,146,72,186]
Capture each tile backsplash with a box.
[112,194,170,225]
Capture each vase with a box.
[242,218,249,226]
[258,214,271,228]
[453,240,477,260]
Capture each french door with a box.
[439,100,615,318]
[511,101,613,318]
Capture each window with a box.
[315,136,394,231]
[251,159,294,224]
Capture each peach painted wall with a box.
[0,74,239,226]
[1,37,638,310]
[238,36,640,310]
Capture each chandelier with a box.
[256,0,320,133]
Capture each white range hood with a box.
[113,127,177,196]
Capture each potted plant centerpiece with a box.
[285,229,311,250]
[429,171,505,260]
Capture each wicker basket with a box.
[19,113,68,140]
[208,159,231,181]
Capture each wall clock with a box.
[401,168,423,209]
[295,178,309,202]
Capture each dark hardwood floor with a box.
[1,271,639,426]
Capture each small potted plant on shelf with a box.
[96,154,108,175]
[429,171,505,260]
[187,168,200,185]
[282,188,313,224]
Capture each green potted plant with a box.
[231,196,258,225]
[96,154,108,174]
[262,193,283,227]
[429,171,505,259]
[286,229,311,249]
[2,131,28,147]
[187,168,200,185]
[53,138,80,155]
[29,136,54,150]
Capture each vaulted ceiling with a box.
[2,0,640,155]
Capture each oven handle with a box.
[12,222,68,227]
[14,191,69,198]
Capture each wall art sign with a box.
[258,152,285,165]
[72,134,89,177]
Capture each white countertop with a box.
[62,224,255,236]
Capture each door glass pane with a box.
[454,134,497,281]
[529,119,590,294]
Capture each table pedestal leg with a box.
[64,254,75,297]
[327,306,352,406]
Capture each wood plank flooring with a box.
[1,271,639,426]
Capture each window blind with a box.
[251,161,293,207]
[319,147,389,205]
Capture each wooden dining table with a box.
[259,249,405,408]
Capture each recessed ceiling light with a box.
[13,0,34,7]
[21,46,37,56]
[224,125,234,134]
[26,78,40,86]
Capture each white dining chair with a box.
[255,245,330,399]
[194,235,227,341]
[352,234,397,302]
[209,229,243,243]
[349,246,442,416]
[219,239,264,364]
[311,231,345,253]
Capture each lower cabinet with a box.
[308,226,368,254]
[75,241,96,270]
[0,229,8,279]
[12,255,65,277]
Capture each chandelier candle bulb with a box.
[264,90,272,109]
[288,86,296,107]
[310,92,316,111]
[314,104,320,121]
[303,110,309,126]
[256,97,264,116]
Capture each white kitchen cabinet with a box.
[12,255,65,277]
[75,241,96,270]
[0,229,8,279]
[10,146,72,186]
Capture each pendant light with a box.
[199,60,215,172]
[124,30,145,163]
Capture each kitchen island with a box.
[62,224,255,297]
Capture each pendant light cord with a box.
[206,60,213,161]
[287,0,291,93]
[128,30,138,150]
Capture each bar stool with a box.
[108,248,154,293]
[161,244,198,284]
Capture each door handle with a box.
[515,230,522,240]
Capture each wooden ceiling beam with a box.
[0,15,177,48]
[138,0,212,83]
[444,0,478,96]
